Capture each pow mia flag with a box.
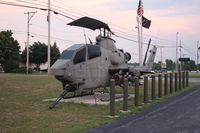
[142,16,151,29]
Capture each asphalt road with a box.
[87,85,200,133]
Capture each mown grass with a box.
[189,72,200,78]
[0,73,194,133]
[0,74,114,133]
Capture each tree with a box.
[20,47,27,63]
[184,60,196,71]
[21,41,61,71]
[165,59,175,71]
[29,41,47,71]
[0,30,20,72]
[51,41,60,66]
[153,62,161,70]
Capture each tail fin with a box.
[143,39,151,66]
[131,46,157,74]
[145,45,157,70]
[129,46,157,76]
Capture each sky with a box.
[0,0,200,63]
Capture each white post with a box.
[179,40,182,71]
[140,16,143,66]
[26,13,30,74]
[197,41,199,71]
[24,11,36,74]
[137,16,140,65]
[176,32,179,71]
[160,47,163,69]
[137,16,143,66]
[47,0,51,75]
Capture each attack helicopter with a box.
[49,16,157,109]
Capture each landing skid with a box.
[49,88,94,109]
[49,89,69,109]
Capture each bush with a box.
[10,68,32,74]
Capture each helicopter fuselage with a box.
[51,36,130,93]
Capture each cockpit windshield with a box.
[59,50,74,59]
[59,44,84,60]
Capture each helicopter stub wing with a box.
[67,16,111,31]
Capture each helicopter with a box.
[49,16,157,109]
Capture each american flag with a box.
[137,0,143,17]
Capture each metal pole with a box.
[140,17,143,66]
[179,72,182,90]
[169,73,173,94]
[175,73,178,92]
[110,79,115,117]
[47,0,51,75]
[135,77,139,106]
[179,40,182,71]
[26,12,30,74]
[160,47,163,70]
[137,16,142,66]
[164,74,168,96]
[158,74,162,98]
[176,32,179,71]
[182,71,185,89]
[197,41,199,71]
[144,76,148,103]
[186,71,189,87]
[123,78,128,112]
[151,75,155,100]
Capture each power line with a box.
[36,0,175,45]
[50,0,176,44]
[0,28,80,44]
[27,0,48,5]
[0,1,178,49]
[182,47,196,57]
[114,34,138,43]
[1,0,176,47]
[0,1,47,10]
[50,8,76,20]
[16,0,47,8]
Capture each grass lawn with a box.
[0,74,194,133]
[189,72,200,78]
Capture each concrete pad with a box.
[119,110,131,113]
[44,92,134,105]
[104,115,119,118]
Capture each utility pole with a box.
[182,54,186,71]
[197,41,199,71]
[179,40,182,71]
[160,46,163,70]
[176,32,179,71]
[24,11,36,74]
[47,0,51,75]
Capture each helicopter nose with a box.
[51,59,70,76]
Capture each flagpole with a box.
[140,16,143,66]
[137,0,151,66]
[137,16,142,66]
[137,0,143,66]
[137,16,143,66]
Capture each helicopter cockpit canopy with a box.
[59,44,102,64]
[59,44,84,60]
